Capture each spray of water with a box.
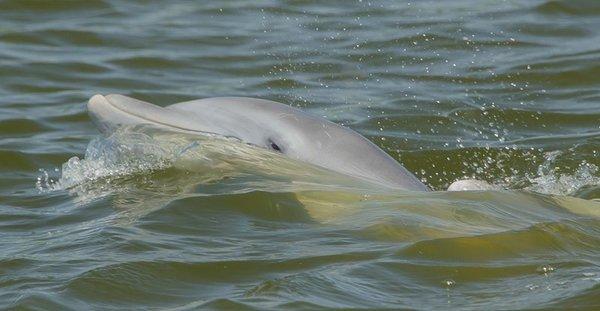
[36,130,181,192]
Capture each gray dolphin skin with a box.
[88,94,430,191]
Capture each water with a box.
[1,0,600,309]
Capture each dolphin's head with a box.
[88,94,429,191]
[88,94,307,155]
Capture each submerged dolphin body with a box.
[88,94,430,191]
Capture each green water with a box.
[1,0,600,309]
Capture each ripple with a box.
[109,56,190,70]
[536,0,600,16]
[0,0,110,12]
[0,29,110,47]
[0,118,49,136]
[396,221,599,262]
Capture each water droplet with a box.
[537,264,555,274]
[526,284,539,291]
[442,279,455,288]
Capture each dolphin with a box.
[88,94,431,191]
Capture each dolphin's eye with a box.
[268,139,282,152]
[270,142,281,152]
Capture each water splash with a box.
[439,147,600,197]
[526,154,599,196]
[36,129,190,192]
[506,150,600,196]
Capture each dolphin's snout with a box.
[87,93,155,134]
[87,94,113,133]
[88,94,107,109]
[86,94,211,135]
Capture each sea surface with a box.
[1,0,599,309]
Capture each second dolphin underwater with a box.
[88,94,489,191]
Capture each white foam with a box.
[525,156,599,196]
[37,129,190,192]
